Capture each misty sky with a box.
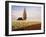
[11,5,41,20]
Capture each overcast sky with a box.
[11,5,41,20]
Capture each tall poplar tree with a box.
[23,8,27,20]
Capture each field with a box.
[12,20,41,31]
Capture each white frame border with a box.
[9,3,44,35]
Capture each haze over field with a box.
[11,6,41,21]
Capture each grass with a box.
[12,20,41,30]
